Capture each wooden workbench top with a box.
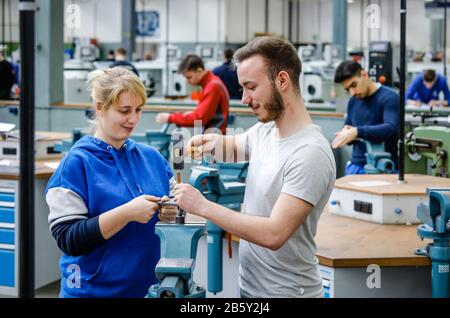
[0,100,19,106]
[315,209,430,268]
[0,159,61,180]
[221,205,431,268]
[0,131,69,180]
[335,174,450,195]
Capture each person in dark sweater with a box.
[213,48,243,100]
[333,60,400,175]
[0,51,15,100]
[109,47,139,76]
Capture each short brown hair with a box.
[233,36,301,93]
[177,54,205,73]
[423,69,436,83]
[116,47,127,56]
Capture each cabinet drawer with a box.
[0,228,14,245]
[0,192,15,208]
[0,207,14,224]
[0,249,15,287]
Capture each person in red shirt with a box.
[155,54,230,134]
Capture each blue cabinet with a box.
[0,207,14,223]
[0,193,14,203]
[0,249,15,287]
[0,228,14,245]
[0,186,16,291]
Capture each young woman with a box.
[46,67,174,297]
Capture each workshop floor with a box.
[35,281,60,298]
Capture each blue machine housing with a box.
[189,161,248,294]
[416,188,450,298]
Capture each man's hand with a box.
[173,183,210,217]
[407,99,422,107]
[429,99,448,107]
[331,125,358,149]
[156,113,170,124]
[185,134,222,161]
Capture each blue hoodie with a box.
[45,136,173,298]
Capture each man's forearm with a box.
[200,200,277,249]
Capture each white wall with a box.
[224,0,247,43]
[269,0,287,37]
[347,0,430,51]
[136,0,224,43]
[0,0,444,52]
[297,0,332,43]
[63,0,122,43]
[0,0,19,45]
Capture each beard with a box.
[247,82,285,123]
[259,83,285,123]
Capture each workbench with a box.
[0,131,69,296]
[316,209,431,297]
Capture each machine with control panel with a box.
[368,41,399,87]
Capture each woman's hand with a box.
[125,195,161,224]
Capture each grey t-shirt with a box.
[236,122,336,298]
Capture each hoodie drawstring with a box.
[124,144,143,195]
[108,145,140,197]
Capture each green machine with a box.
[405,126,450,178]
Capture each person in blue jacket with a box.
[45,67,175,297]
[406,69,450,107]
[332,60,400,175]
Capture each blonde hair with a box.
[86,67,147,132]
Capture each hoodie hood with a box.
[72,135,143,197]
[72,135,137,156]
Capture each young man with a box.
[213,48,243,100]
[406,69,450,107]
[169,37,336,298]
[333,61,400,175]
[109,47,139,77]
[155,54,230,134]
